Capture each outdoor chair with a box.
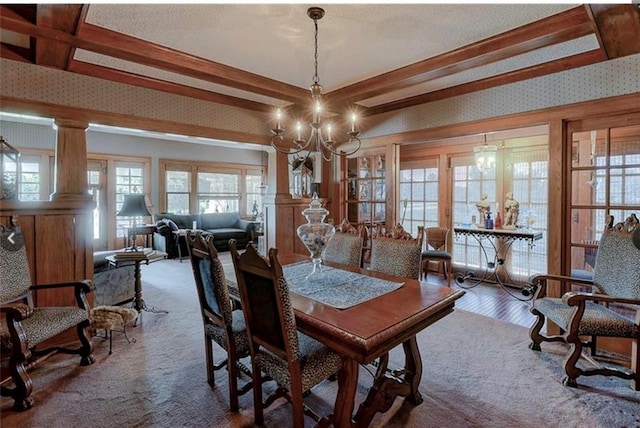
[528,213,640,390]
[0,225,95,411]
[186,231,253,412]
[322,218,365,267]
[421,226,452,285]
[229,240,342,427]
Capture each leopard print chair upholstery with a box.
[529,214,640,390]
[369,223,424,280]
[0,225,94,411]
[186,231,252,412]
[230,241,342,427]
[323,218,365,267]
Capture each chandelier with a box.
[270,7,361,161]
[474,134,497,173]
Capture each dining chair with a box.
[229,240,342,427]
[421,227,452,285]
[322,218,365,267]
[186,231,252,412]
[528,213,640,390]
[369,223,424,280]
[0,225,95,411]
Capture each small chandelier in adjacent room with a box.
[474,134,498,173]
[270,7,361,161]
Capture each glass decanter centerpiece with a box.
[296,192,335,278]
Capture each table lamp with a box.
[117,194,151,251]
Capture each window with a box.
[569,123,640,274]
[197,170,240,213]
[166,170,190,214]
[451,142,548,283]
[160,160,267,217]
[399,159,439,238]
[17,155,41,201]
[2,153,47,201]
[246,169,263,218]
[506,148,549,279]
[451,155,497,272]
[115,163,146,238]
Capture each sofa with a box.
[93,250,136,306]
[153,212,255,258]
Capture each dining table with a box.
[230,253,465,427]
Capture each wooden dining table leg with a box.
[332,356,359,428]
[402,335,423,405]
[353,335,424,426]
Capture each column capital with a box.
[54,118,88,130]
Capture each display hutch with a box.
[344,152,386,228]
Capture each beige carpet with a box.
[1,256,638,427]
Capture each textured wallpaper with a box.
[362,53,640,138]
[0,59,269,136]
[2,53,640,141]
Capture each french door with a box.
[566,114,640,276]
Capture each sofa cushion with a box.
[159,213,199,230]
[201,212,240,230]
[206,227,246,241]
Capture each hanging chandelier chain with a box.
[313,18,319,84]
[269,7,361,161]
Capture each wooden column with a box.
[50,119,90,201]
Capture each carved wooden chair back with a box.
[529,213,640,390]
[0,225,94,411]
[229,240,341,427]
[369,223,424,279]
[186,231,251,411]
[323,218,365,267]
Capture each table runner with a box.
[282,261,403,309]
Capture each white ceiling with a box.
[76,3,582,107]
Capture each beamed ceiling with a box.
[1,4,640,120]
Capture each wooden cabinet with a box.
[344,154,386,227]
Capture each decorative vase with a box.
[296,192,335,278]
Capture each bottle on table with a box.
[494,203,502,229]
[485,211,494,229]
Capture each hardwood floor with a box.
[424,274,536,328]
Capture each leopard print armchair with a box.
[528,213,640,390]
[0,225,95,411]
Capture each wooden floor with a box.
[424,274,536,328]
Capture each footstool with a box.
[91,305,139,354]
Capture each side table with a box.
[106,250,168,314]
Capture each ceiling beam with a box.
[588,4,640,59]
[0,9,308,105]
[69,60,273,113]
[366,49,607,116]
[0,43,32,63]
[328,6,593,105]
[35,4,83,69]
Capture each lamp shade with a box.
[117,194,151,217]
